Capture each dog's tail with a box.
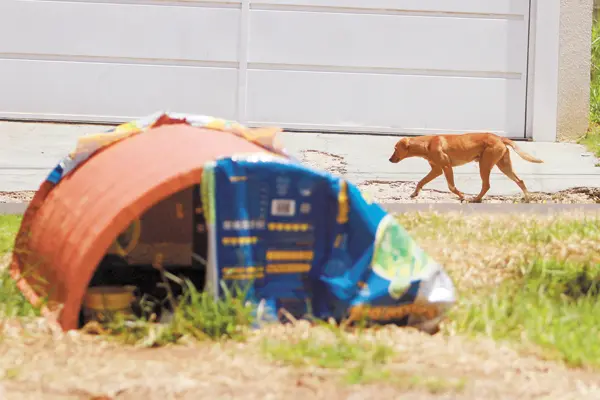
[501,138,544,163]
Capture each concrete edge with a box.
[383,203,600,215]
[1,202,599,216]
[0,203,29,215]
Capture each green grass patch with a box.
[583,16,600,160]
[0,269,40,318]
[0,215,22,255]
[2,367,20,380]
[263,335,393,370]
[590,16,600,123]
[104,282,255,347]
[345,367,466,394]
[396,212,600,246]
[448,257,600,368]
[263,329,395,384]
[581,125,600,160]
[390,374,467,395]
[0,214,39,318]
[396,213,600,368]
[263,329,465,393]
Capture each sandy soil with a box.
[0,191,36,203]
[1,320,600,400]
[1,186,598,206]
[358,181,600,204]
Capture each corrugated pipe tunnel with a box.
[10,124,270,330]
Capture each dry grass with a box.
[397,212,600,369]
[2,321,600,399]
[2,212,600,399]
[397,212,600,290]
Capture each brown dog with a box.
[388,133,544,203]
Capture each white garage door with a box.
[0,0,530,138]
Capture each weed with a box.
[3,367,20,380]
[394,213,600,368]
[393,374,467,394]
[396,213,600,248]
[0,215,21,255]
[583,17,600,157]
[263,328,394,384]
[171,281,255,341]
[0,269,40,318]
[343,365,394,385]
[263,336,393,369]
[581,126,600,159]
[448,257,600,368]
[264,328,465,392]
[0,215,40,318]
[105,281,255,347]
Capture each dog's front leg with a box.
[411,166,443,198]
[442,166,465,200]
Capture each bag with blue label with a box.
[201,153,456,333]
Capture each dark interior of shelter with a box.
[80,185,208,326]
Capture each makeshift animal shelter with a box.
[10,112,456,332]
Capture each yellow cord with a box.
[114,218,141,257]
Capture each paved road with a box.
[3,202,599,216]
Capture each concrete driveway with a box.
[1,121,599,196]
[279,132,600,196]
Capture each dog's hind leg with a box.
[496,151,530,202]
[411,165,443,198]
[471,148,505,203]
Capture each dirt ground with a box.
[358,181,600,204]
[1,182,599,207]
[0,191,35,203]
[1,187,598,206]
[1,319,600,400]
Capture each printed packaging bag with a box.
[202,154,456,331]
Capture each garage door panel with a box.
[0,1,240,63]
[246,70,526,136]
[252,0,529,15]
[0,0,530,137]
[0,60,238,121]
[249,11,527,73]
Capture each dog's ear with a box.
[395,137,409,149]
[394,138,404,149]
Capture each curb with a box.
[0,202,29,215]
[1,202,599,216]
[384,203,600,215]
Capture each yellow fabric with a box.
[63,113,284,174]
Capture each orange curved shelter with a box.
[10,124,269,330]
